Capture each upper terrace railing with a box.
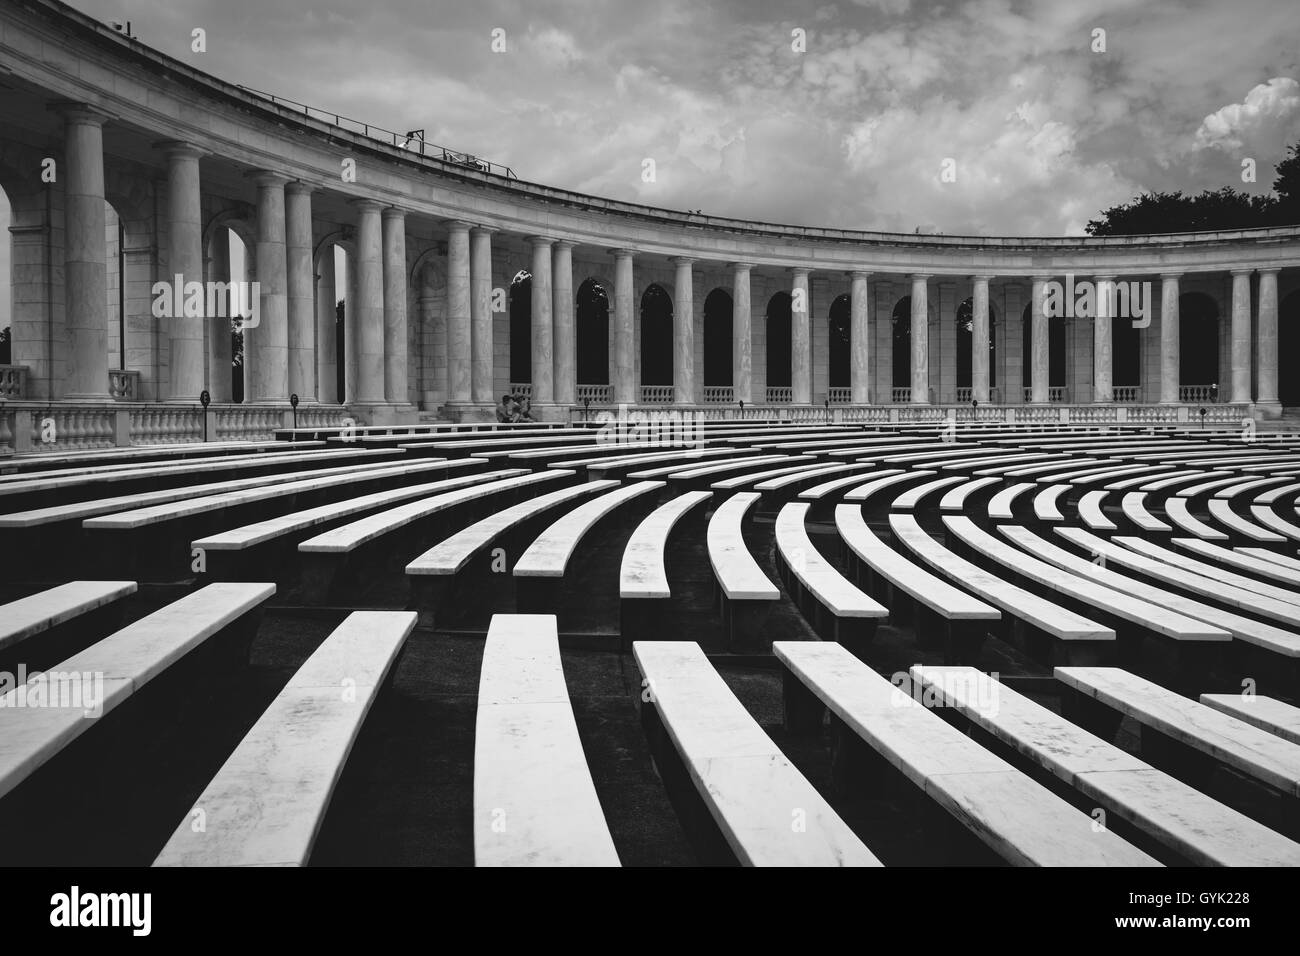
[31,1,1300,256]
[236,87,518,180]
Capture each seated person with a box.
[514,394,535,422]
[496,394,518,423]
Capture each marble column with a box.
[1257,268,1279,411]
[1230,269,1252,404]
[207,226,233,403]
[61,104,111,399]
[613,249,635,404]
[314,245,337,403]
[552,240,576,405]
[1159,274,1181,403]
[469,226,496,405]
[1029,276,1049,403]
[159,142,206,401]
[446,222,472,404]
[1093,275,1114,403]
[792,268,812,403]
[249,171,289,403]
[732,262,753,404]
[673,257,696,404]
[352,199,386,404]
[382,207,408,404]
[850,271,871,405]
[971,275,991,404]
[529,236,555,404]
[910,274,930,404]
[285,182,316,403]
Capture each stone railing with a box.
[955,387,1003,404]
[1179,384,1218,403]
[1022,386,1070,403]
[827,387,852,404]
[129,407,203,444]
[640,385,674,404]
[891,387,911,404]
[576,384,612,403]
[0,365,29,400]
[215,406,292,441]
[765,386,793,404]
[702,386,734,404]
[507,383,533,400]
[0,401,353,456]
[109,369,141,401]
[1112,385,1141,402]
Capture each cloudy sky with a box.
[3,0,1299,328]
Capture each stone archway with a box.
[640,283,673,388]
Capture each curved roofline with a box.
[20,0,1300,252]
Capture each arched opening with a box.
[1282,291,1300,407]
[766,292,792,390]
[0,186,8,368]
[576,278,609,386]
[207,223,256,403]
[703,288,732,387]
[955,297,998,391]
[509,270,532,386]
[1021,304,1066,393]
[640,283,674,386]
[1179,292,1219,398]
[829,294,850,390]
[1112,312,1141,392]
[891,297,911,390]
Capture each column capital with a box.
[469,224,499,237]
[249,169,291,188]
[49,101,113,126]
[1029,274,1051,283]
[527,234,555,248]
[729,261,755,272]
[969,273,994,282]
[1229,267,1254,277]
[671,255,697,266]
[553,239,577,251]
[154,140,208,161]
[381,205,407,222]
[1159,272,1183,281]
[1257,266,1281,276]
[911,273,933,282]
[286,180,317,198]
[790,266,812,279]
[443,219,475,233]
[849,270,872,280]
[610,247,636,260]
[1092,274,1117,282]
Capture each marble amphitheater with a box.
[0,0,1299,868]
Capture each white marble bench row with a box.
[0,580,137,652]
[636,640,880,865]
[1057,666,1300,800]
[192,462,492,552]
[774,642,1157,865]
[911,665,1300,865]
[0,454,408,529]
[153,609,416,867]
[0,582,275,802]
[475,614,620,866]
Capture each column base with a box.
[1254,401,1283,420]
[437,401,497,424]
[345,402,420,426]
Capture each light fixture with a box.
[399,129,425,150]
